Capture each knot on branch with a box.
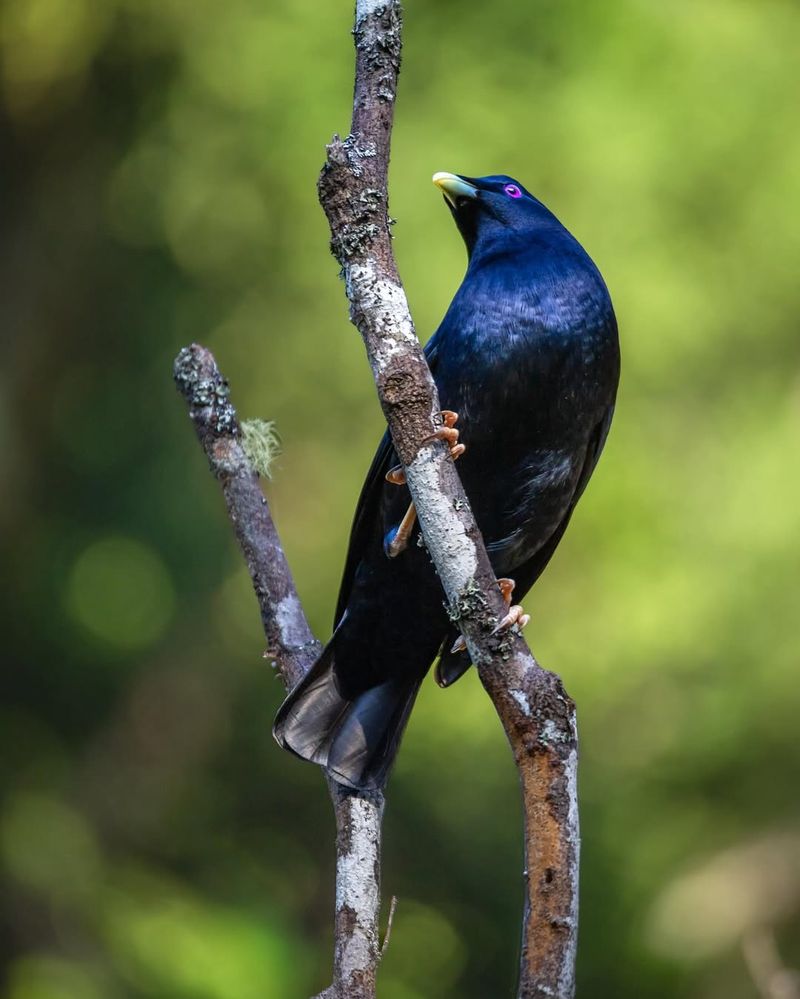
[378,360,429,408]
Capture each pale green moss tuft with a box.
[241,419,281,478]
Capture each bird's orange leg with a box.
[386,503,418,558]
[492,576,531,634]
[385,411,465,556]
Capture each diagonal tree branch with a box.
[317,2,580,996]
[174,344,385,998]
[173,345,319,688]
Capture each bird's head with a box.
[433,172,558,256]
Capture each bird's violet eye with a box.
[503,184,522,199]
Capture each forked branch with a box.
[317,1,580,995]
[174,0,582,993]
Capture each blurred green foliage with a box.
[1,0,799,996]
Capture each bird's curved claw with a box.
[450,634,467,655]
[492,604,531,635]
[421,411,465,461]
[385,464,406,485]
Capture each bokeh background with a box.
[2,0,799,996]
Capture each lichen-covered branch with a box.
[174,344,384,999]
[173,344,319,689]
[318,2,580,996]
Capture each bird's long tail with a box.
[273,634,422,791]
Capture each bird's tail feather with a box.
[273,636,421,791]
[435,638,472,687]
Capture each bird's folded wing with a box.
[435,401,616,687]
[333,331,443,629]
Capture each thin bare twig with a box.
[380,895,399,959]
[174,344,385,999]
[317,1,580,996]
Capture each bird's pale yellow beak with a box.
[432,172,478,208]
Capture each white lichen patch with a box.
[356,0,389,22]
[540,718,562,744]
[559,745,581,994]
[565,746,580,850]
[275,593,309,649]
[406,448,479,598]
[346,261,418,372]
[509,688,532,717]
[354,140,378,159]
[336,797,382,971]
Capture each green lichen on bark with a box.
[241,419,281,479]
[447,577,490,627]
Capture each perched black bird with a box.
[274,172,620,790]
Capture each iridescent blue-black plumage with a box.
[274,174,620,790]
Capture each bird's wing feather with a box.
[571,402,615,504]
[333,333,442,628]
[435,402,616,686]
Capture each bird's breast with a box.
[436,309,614,441]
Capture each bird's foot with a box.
[385,411,465,487]
[450,577,528,653]
[492,577,530,635]
[385,412,465,556]
[421,410,465,460]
